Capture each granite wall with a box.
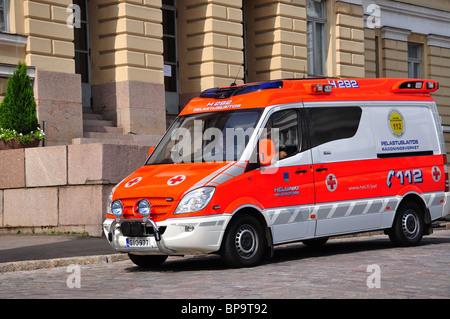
[0,144,149,236]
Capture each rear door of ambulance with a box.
[371,101,446,221]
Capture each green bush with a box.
[0,62,39,135]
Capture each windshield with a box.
[146,109,263,164]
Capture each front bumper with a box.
[103,214,232,255]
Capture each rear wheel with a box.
[388,201,424,246]
[128,254,168,268]
[221,215,265,268]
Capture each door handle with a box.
[295,169,308,174]
[316,167,328,172]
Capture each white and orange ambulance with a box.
[103,78,449,268]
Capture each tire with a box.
[388,201,424,246]
[221,215,265,268]
[128,254,168,268]
[302,237,329,247]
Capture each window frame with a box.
[0,0,9,32]
[162,1,178,92]
[407,43,422,79]
[307,0,327,76]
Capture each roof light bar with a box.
[392,80,439,93]
[199,81,284,99]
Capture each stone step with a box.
[72,137,137,146]
[73,133,161,147]
[83,125,124,134]
[83,119,114,127]
[84,132,135,141]
[133,134,162,146]
[83,112,105,121]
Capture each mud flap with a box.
[424,208,433,235]
[265,226,274,259]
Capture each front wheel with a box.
[388,201,424,246]
[221,215,265,268]
[128,254,168,268]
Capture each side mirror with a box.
[259,139,276,166]
[149,146,155,156]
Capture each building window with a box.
[73,0,91,107]
[408,43,421,78]
[0,77,8,100]
[307,0,327,76]
[0,0,9,32]
[163,0,179,115]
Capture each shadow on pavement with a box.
[124,234,450,273]
[0,236,117,263]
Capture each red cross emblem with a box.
[125,177,142,188]
[326,174,338,192]
[432,166,441,182]
[167,175,186,186]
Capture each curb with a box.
[0,254,129,273]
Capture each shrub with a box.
[0,62,39,135]
[0,62,44,145]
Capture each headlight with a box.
[174,187,215,214]
[137,199,151,217]
[111,200,123,218]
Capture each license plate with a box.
[126,237,151,248]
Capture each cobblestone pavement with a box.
[1,229,449,300]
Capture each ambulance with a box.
[103,78,449,268]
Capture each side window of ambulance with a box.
[307,107,362,148]
[263,109,300,160]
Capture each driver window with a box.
[262,109,300,161]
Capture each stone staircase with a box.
[72,108,162,146]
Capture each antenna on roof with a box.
[230,66,243,86]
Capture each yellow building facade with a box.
[0,0,449,149]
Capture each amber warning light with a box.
[306,83,333,94]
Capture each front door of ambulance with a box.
[255,108,315,244]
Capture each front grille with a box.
[120,197,174,221]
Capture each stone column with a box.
[33,70,83,145]
[245,0,307,82]
[24,0,83,145]
[428,35,450,125]
[177,0,244,104]
[334,1,365,78]
[380,26,410,78]
[428,35,450,168]
[90,0,166,137]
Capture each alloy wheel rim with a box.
[235,224,258,259]
[402,209,419,239]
